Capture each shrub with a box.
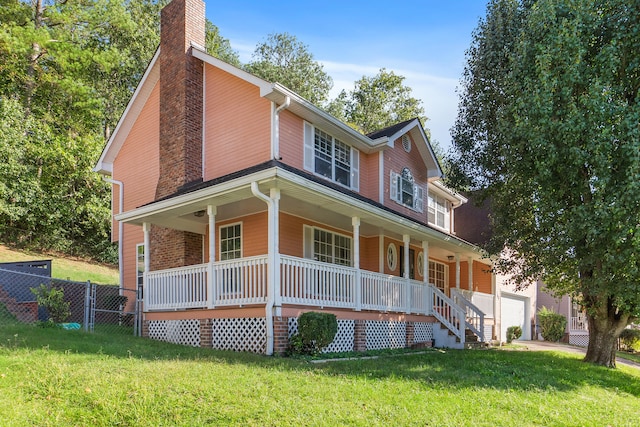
[31,284,71,323]
[289,312,337,355]
[619,328,640,352]
[506,325,523,343]
[537,306,567,342]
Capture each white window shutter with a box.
[303,225,313,259]
[390,171,399,202]
[351,147,359,191]
[303,122,314,172]
[415,185,424,213]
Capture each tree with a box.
[449,0,640,367]
[326,69,429,136]
[205,20,240,67]
[245,32,333,106]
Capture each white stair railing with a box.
[450,288,485,342]
[431,286,465,343]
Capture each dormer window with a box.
[390,168,424,212]
[304,122,359,190]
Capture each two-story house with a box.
[94,0,496,354]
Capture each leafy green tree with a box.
[205,20,240,67]
[450,0,640,367]
[245,32,333,106]
[326,69,429,136]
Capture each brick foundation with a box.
[273,316,289,355]
[200,318,213,348]
[354,319,367,352]
[405,321,415,348]
[142,320,149,338]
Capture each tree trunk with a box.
[583,306,630,368]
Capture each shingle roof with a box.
[366,118,418,140]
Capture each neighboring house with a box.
[94,0,498,354]
[454,195,537,343]
[537,284,589,347]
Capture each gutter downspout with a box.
[251,182,280,356]
[272,96,290,160]
[103,177,124,289]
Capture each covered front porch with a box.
[121,164,493,353]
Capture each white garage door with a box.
[501,294,528,342]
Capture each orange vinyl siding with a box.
[204,212,269,261]
[383,134,429,223]
[278,110,304,169]
[203,65,271,181]
[112,82,161,292]
[473,260,492,293]
[360,236,379,273]
[358,151,380,201]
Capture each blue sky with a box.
[206,1,489,151]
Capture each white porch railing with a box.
[280,255,355,308]
[145,263,208,310]
[144,254,466,341]
[570,315,588,332]
[213,256,268,306]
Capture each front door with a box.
[399,247,415,279]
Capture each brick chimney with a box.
[151,0,205,271]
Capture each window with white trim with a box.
[304,122,359,190]
[428,194,451,231]
[220,223,242,260]
[390,168,424,212]
[304,225,352,266]
[429,260,448,293]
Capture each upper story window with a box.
[304,122,359,191]
[390,168,424,212]
[428,194,451,231]
[304,225,352,267]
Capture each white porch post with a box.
[422,240,430,315]
[207,205,216,308]
[270,187,281,310]
[143,222,150,309]
[352,217,361,311]
[403,234,410,313]
[422,241,429,284]
[468,257,473,291]
[455,253,461,289]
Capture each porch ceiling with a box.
[116,165,486,262]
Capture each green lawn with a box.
[0,244,119,285]
[0,324,638,426]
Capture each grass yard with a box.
[0,324,638,426]
[0,244,119,285]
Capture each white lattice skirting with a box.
[148,319,201,347]
[366,320,406,350]
[288,318,355,353]
[569,333,589,348]
[211,317,267,353]
[414,322,434,343]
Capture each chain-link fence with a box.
[0,266,140,336]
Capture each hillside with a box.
[0,244,119,285]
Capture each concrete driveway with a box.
[516,340,640,370]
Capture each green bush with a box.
[289,312,337,356]
[537,306,567,342]
[31,284,71,323]
[619,328,640,352]
[506,325,523,343]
